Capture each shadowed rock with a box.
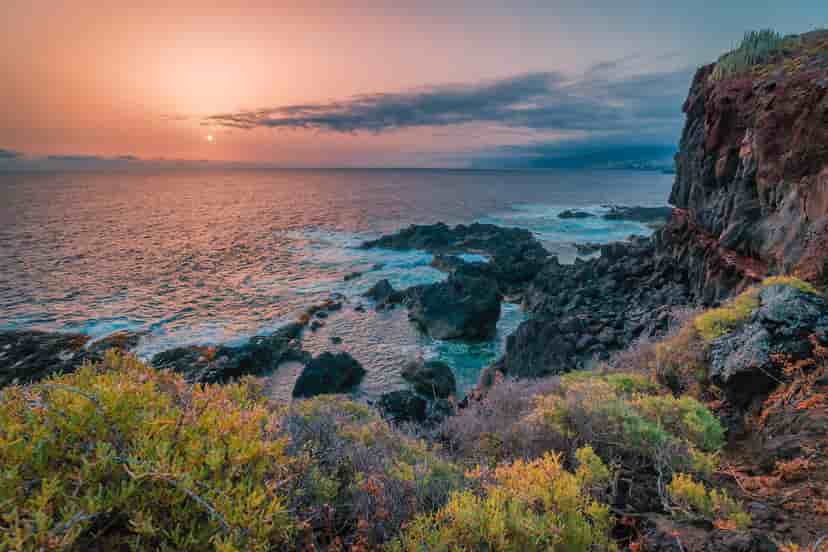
[0,330,92,387]
[499,237,692,378]
[402,358,456,398]
[558,209,595,219]
[362,222,549,295]
[292,351,366,397]
[378,390,427,423]
[405,273,501,340]
[709,285,828,406]
[362,279,402,308]
[86,330,146,356]
[152,323,307,384]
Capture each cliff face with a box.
[495,32,828,379]
[665,30,828,298]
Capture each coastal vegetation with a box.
[710,29,789,81]
[0,352,460,550]
[4,275,828,549]
[0,349,734,550]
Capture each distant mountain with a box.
[474,144,677,171]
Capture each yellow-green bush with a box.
[694,287,760,342]
[761,275,820,295]
[528,372,723,478]
[633,394,725,453]
[0,352,295,551]
[667,473,751,530]
[388,449,615,552]
[0,353,464,551]
[694,277,820,342]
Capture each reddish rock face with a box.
[666,30,828,294]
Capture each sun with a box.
[206,134,215,143]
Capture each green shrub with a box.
[561,371,660,395]
[528,373,724,480]
[668,473,751,530]
[388,450,616,552]
[694,277,820,342]
[710,29,787,81]
[761,275,821,295]
[633,395,725,453]
[0,352,296,551]
[694,287,760,342]
[0,354,465,551]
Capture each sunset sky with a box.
[1,1,826,168]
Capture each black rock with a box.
[330,336,343,345]
[574,242,603,255]
[709,285,828,406]
[86,330,146,356]
[498,236,693,379]
[292,351,366,398]
[362,279,401,307]
[361,222,549,296]
[151,323,307,384]
[402,358,457,398]
[602,205,672,223]
[558,209,595,219]
[378,390,427,423]
[1,330,93,388]
[344,271,363,281]
[405,273,501,340]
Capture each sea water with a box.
[0,168,673,399]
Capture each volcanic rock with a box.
[292,351,366,397]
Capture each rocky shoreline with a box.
[0,217,669,414]
[0,207,764,402]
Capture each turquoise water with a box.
[0,168,672,398]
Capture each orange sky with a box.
[1,1,824,167]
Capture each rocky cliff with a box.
[494,30,828,379]
[667,29,828,299]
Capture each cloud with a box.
[0,148,23,160]
[47,154,108,162]
[205,62,694,145]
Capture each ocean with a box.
[0,168,673,399]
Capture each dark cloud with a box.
[47,154,107,162]
[205,63,694,144]
[0,148,23,160]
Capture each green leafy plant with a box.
[694,287,760,342]
[710,29,787,81]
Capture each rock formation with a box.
[292,351,366,397]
